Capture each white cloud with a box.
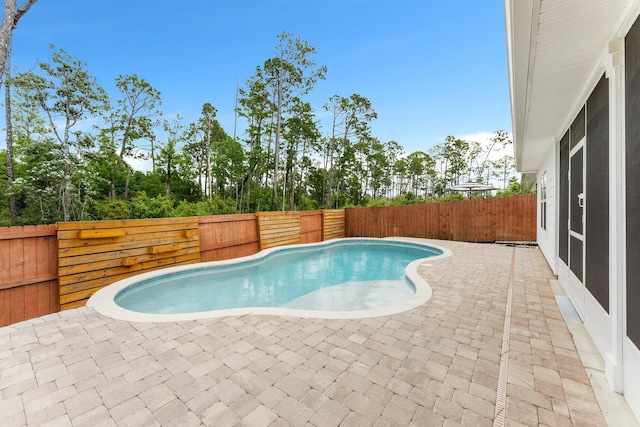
[459,131,514,162]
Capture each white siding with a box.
[537,143,557,274]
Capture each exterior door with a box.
[568,141,585,316]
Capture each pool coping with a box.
[87,237,452,322]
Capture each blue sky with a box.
[7,0,511,158]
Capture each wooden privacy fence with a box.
[199,214,260,262]
[257,211,302,250]
[256,210,345,249]
[0,197,532,326]
[0,211,345,325]
[0,225,59,326]
[323,209,346,240]
[301,211,323,243]
[58,218,200,310]
[345,194,537,242]
[198,210,334,260]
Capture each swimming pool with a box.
[88,238,450,321]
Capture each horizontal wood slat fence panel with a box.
[57,217,200,310]
[199,214,260,262]
[256,212,301,250]
[323,210,346,241]
[345,195,536,242]
[0,225,59,326]
[300,211,323,244]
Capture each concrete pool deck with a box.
[0,239,637,426]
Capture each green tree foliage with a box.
[283,98,318,210]
[323,93,377,208]
[263,32,327,209]
[12,46,108,221]
[406,151,436,195]
[2,1,41,223]
[496,176,535,196]
[101,74,162,200]
[237,67,273,212]
[1,33,522,225]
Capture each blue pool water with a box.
[114,239,442,314]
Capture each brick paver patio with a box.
[0,240,628,426]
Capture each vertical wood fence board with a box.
[10,235,23,282]
[300,211,323,244]
[465,201,472,240]
[0,224,58,327]
[10,287,24,324]
[515,197,521,237]
[503,197,511,240]
[517,197,523,236]
[23,233,38,283]
[0,239,10,282]
[0,290,8,326]
[505,197,512,240]
[526,196,534,238]
[401,206,409,237]
[513,197,519,238]
[453,201,460,240]
[510,197,517,239]
[467,200,475,241]
[35,282,47,317]
[473,199,483,241]
[422,204,429,238]
[486,198,493,239]
[24,283,39,320]
[201,244,254,262]
[344,195,536,243]
[460,201,467,240]
[454,202,461,240]
[484,199,492,242]
[400,206,408,237]
[198,214,260,261]
[478,200,485,241]
[489,199,494,238]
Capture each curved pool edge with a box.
[87,237,452,322]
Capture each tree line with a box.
[0,32,525,226]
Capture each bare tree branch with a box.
[0,0,38,80]
[14,0,37,26]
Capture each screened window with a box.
[540,172,547,230]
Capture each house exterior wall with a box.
[626,16,640,351]
[506,0,640,420]
[532,73,613,357]
[537,146,557,274]
[532,9,640,417]
[555,91,611,352]
[624,15,640,415]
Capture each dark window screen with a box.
[559,132,570,265]
[585,75,609,313]
[570,107,586,149]
[626,17,640,347]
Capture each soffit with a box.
[507,0,629,172]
